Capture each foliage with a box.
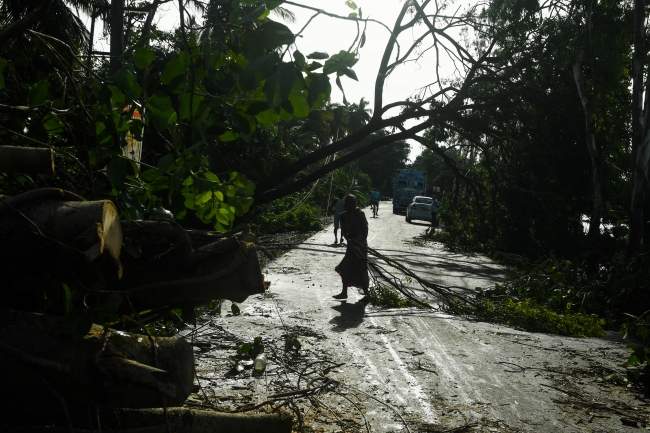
[621,312,650,386]
[284,334,302,353]
[357,131,411,196]
[470,298,604,338]
[249,200,323,234]
[230,336,265,372]
[368,284,422,309]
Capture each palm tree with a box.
[0,0,107,61]
[347,97,372,133]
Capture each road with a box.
[190,201,647,432]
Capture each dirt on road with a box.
[184,202,649,432]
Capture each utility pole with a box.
[110,0,124,75]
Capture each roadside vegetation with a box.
[1,1,650,430]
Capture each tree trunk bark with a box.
[628,0,648,253]
[573,54,603,240]
[0,145,54,174]
[0,305,194,409]
[101,408,293,433]
[110,0,125,75]
[0,197,123,263]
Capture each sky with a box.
[80,0,474,161]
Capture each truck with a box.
[392,169,427,213]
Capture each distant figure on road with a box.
[430,196,440,226]
[333,194,370,302]
[329,190,346,244]
[370,188,380,217]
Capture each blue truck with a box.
[392,169,428,213]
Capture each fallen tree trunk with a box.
[120,221,266,309]
[101,408,293,433]
[0,145,55,174]
[0,305,194,409]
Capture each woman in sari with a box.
[333,194,370,301]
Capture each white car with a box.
[406,196,434,223]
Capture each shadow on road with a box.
[329,301,367,331]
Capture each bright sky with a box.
[81,0,474,161]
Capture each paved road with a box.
[194,202,645,432]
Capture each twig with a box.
[334,380,412,433]
[41,377,73,433]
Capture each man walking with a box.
[329,190,346,244]
[430,196,440,226]
[370,188,380,217]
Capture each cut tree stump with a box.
[0,305,194,409]
[0,145,54,174]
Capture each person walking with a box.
[333,194,370,302]
[329,190,346,244]
[430,196,440,226]
[370,188,380,217]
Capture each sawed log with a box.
[0,305,194,408]
[101,408,293,433]
[0,145,55,175]
[0,190,122,266]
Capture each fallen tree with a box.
[0,186,267,428]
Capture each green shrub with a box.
[473,298,604,337]
[249,202,323,234]
[621,313,650,387]
[368,284,422,308]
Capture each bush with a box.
[251,202,323,234]
[474,298,604,337]
[368,284,422,308]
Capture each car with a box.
[406,196,434,223]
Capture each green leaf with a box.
[133,47,155,68]
[60,307,94,340]
[160,57,185,85]
[108,85,125,103]
[306,74,331,110]
[360,30,366,48]
[42,113,64,134]
[255,107,280,126]
[345,0,357,9]
[158,153,175,171]
[115,66,141,99]
[237,342,252,355]
[342,67,358,81]
[293,50,306,70]
[259,21,295,49]
[118,194,146,219]
[196,190,213,205]
[239,5,267,23]
[95,122,113,146]
[258,7,270,19]
[62,284,73,314]
[231,303,241,315]
[146,92,175,132]
[263,0,284,8]
[306,61,323,72]
[348,12,357,18]
[335,76,348,105]
[28,80,49,106]
[239,53,279,91]
[307,51,329,60]
[108,158,129,188]
[112,112,130,133]
[264,62,296,107]
[218,130,239,142]
[289,91,309,118]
